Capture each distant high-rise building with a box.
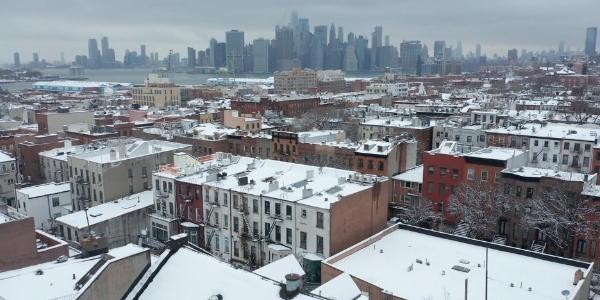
[209,38,217,67]
[355,35,369,71]
[226,30,244,73]
[140,45,147,65]
[400,40,422,75]
[314,26,328,47]
[32,53,39,66]
[101,37,109,61]
[585,27,597,57]
[347,32,356,45]
[384,35,390,47]
[433,41,446,60]
[329,24,337,47]
[275,26,298,71]
[421,44,429,59]
[338,27,344,44]
[343,45,358,72]
[558,40,565,56]
[372,26,383,48]
[252,38,269,73]
[456,40,463,59]
[60,52,65,65]
[187,47,197,67]
[507,48,518,63]
[214,42,226,69]
[475,44,482,59]
[13,52,20,67]
[87,39,101,68]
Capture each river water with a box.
[0,68,273,92]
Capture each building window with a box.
[233,217,239,233]
[265,201,270,214]
[576,239,586,255]
[52,197,60,207]
[316,211,324,229]
[367,160,374,170]
[301,209,307,218]
[552,154,558,163]
[152,222,168,242]
[224,237,230,254]
[440,168,447,177]
[584,157,590,167]
[286,228,292,244]
[427,182,433,193]
[378,161,384,171]
[564,142,570,150]
[516,186,522,197]
[253,199,259,213]
[275,225,281,242]
[316,235,324,255]
[467,168,475,180]
[286,205,292,218]
[142,166,147,178]
[562,155,568,165]
[585,144,591,152]
[275,203,281,215]
[128,168,133,178]
[300,231,307,249]
[481,171,488,181]
[533,140,538,146]
[526,187,534,199]
[428,166,434,175]
[233,195,239,209]
[438,183,446,194]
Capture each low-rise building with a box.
[36,109,95,134]
[0,204,68,272]
[16,182,71,230]
[56,190,154,249]
[131,73,181,108]
[0,151,17,206]
[322,224,593,300]
[274,68,317,94]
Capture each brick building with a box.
[18,135,80,185]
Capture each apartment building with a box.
[486,123,599,173]
[432,124,486,149]
[56,190,154,249]
[353,139,417,177]
[131,73,181,108]
[0,151,17,206]
[18,135,80,185]
[273,68,317,94]
[35,109,95,134]
[201,156,389,268]
[67,138,191,210]
[15,182,71,230]
[422,141,527,219]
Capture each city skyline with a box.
[1,0,599,64]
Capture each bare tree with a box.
[568,100,600,125]
[521,187,599,257]
[401,197,441,228]
[448,181,514,240]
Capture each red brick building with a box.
[18,135,80,185]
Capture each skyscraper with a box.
[400,40,422,75]
[585,27,597,57]
[140,45,147,65]
[558,40,565,56]
[475,44,482,59]
[87,39,101,68]
[314,26,328,47]
[337,27,344,44]
[456,40,463,59]
[101,37,109,61]
[226,30,244,73]
[187,47,197,67]
[13,52,20,67]
[433,41,446,60]
[372,26,383,48]
[329,24,337,47]
[275,26,296,71]
[384,35,390,47]
[32,53,39,67]
[252,38,269,73]
[355,36,369,71]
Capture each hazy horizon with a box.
[1,0,599,64]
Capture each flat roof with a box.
[0,151,15,163]
[16,182,70,198]
[501,167,593,182]
[69,139,190,164]
[56,191,154,229]
[326,225,591,300]
[464,147,526,161]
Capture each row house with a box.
[486,123,599,174]
[201,158,389,268]
[391,165,423,219]
[360,117,433,164]
[432,124,487,149]
[422,141,527,220]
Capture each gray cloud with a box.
[1,0,598,63]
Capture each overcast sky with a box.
[1,0,599,64]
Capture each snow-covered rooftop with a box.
[0,151,15,163]
[254,254,305,283]
[464,147,526,161]
[56,191,154,229]
[486,123,600,142]
[69,139,190,164]
[0,244,146,300]
[138,247,321,300]
[355,140,397,156]
[392,165,423,183]
[312,273,367,300]
[16,182,70,198]
[326,225,592,300]
[501,167,594,182]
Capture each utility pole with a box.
[485,246,489,300]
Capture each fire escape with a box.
[239,202,256,266]
[203,201,219,250]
